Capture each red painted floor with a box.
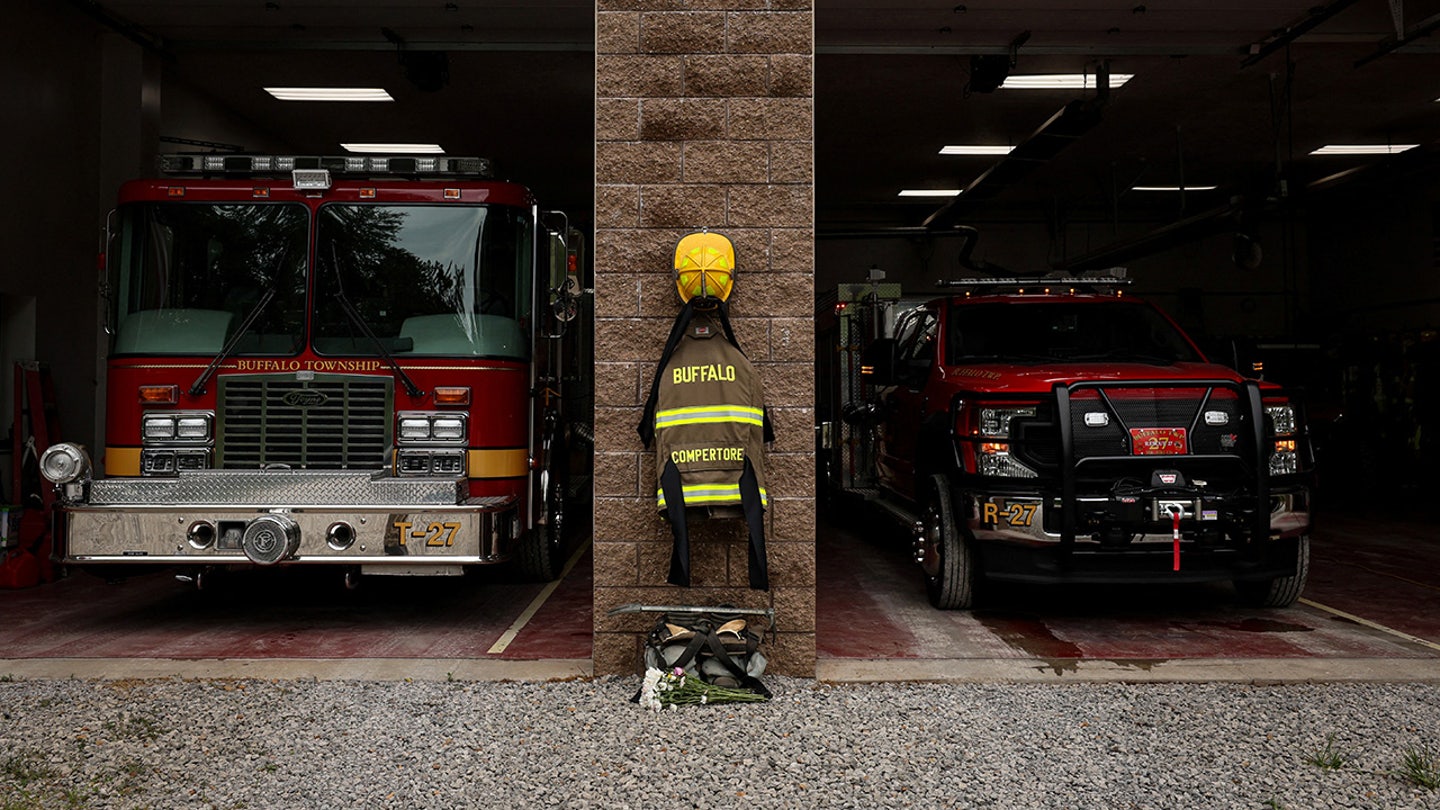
[817,505,1440,662]
[2,505,1434,668]
[0,545,593,661]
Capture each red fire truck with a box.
[39,154,588,585]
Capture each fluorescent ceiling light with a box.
[898,189,962,197]
[265,87,394,102]
[939,145,1015,156]
[1002,73,1133,89]
[1310,144,1418,155]
[1132,185,1218,191]
[341,143,445,154]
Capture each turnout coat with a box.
[639,300,771,590]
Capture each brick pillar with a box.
[593,2,815,676]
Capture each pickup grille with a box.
[217,374,392,469]
[1012,387,1247,470]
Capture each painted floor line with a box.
[486,539,591,655]
[1354,565,1440,594]
[1299,597,1440,653]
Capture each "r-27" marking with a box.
[981,502,1037,527]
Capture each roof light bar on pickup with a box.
[157,154,493,179]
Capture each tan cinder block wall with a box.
[592,1,816,677]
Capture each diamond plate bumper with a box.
[62,470,517,566]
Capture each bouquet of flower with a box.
[638,667,769,711]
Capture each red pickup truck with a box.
[847,276,1313,609]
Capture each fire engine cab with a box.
[40,154,588,584]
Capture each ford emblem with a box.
[283,390,328,408]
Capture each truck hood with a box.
[941,360,1263,394]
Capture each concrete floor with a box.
[1,509,1436,683]
[817,508,1440,682]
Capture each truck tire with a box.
[516,434,569,582]
[1235,535,1310,608]
[919,473,976,609]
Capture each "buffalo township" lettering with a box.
[671,363,736,385]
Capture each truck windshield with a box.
[946,300,1202,365]
[313,204,533,360]
[110,203,307,356]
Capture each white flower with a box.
[700,694,708,705]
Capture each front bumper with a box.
[963,485,1310,585]
[58,469,517,567]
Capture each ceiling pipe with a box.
[1050,199,1251,273]
[1240,0,1363,68]
[1355,10,1440,67]
[66,0,172,60]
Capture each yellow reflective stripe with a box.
[655,405,763,429]
[104,447,141,477]
[657,485,768,508]
[467,448,528,479]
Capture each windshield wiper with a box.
[190,249,291,396]
[328,246,423,398]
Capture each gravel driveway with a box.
[2,677,1438,809]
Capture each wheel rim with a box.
[920,502,943,580]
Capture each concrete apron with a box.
[818,510,1440,683]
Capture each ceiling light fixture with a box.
[266,87,394,102]
[898,189,963,197]
[1002,73,1133,89]
[1310,144,1418,155]
[1132,185,1218,191]
[341,143,445,154]
[939,145,1015,155]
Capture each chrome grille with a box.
[217,374,392,469]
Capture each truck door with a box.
[876,306,938,499]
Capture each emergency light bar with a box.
[937,269,1132,292]
[157,154,494,179]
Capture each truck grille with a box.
[1069,388,1243,460]
[217,374,392,469]
[1012,387,1248,470]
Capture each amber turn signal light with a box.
[138,385,179,405]
[433,386,471,406]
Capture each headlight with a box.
[1265,404,1296,436]
[397,412,468,445]
[431,416,466,440]
[142,412,213,444]
[176,415,212,439]
[979,406,1036,438]
[40,443,91,484]
[143,414,176,440]
[398,416,432,440]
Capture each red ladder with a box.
[1,361,60,587]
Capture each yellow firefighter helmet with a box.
[674,231,735,306]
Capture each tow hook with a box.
[1167,504,1184,571]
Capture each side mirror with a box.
[859,338,897,386]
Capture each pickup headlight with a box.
[1265,402,1300,475]
[979,406,1036,438]
[972,405,1039,478]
